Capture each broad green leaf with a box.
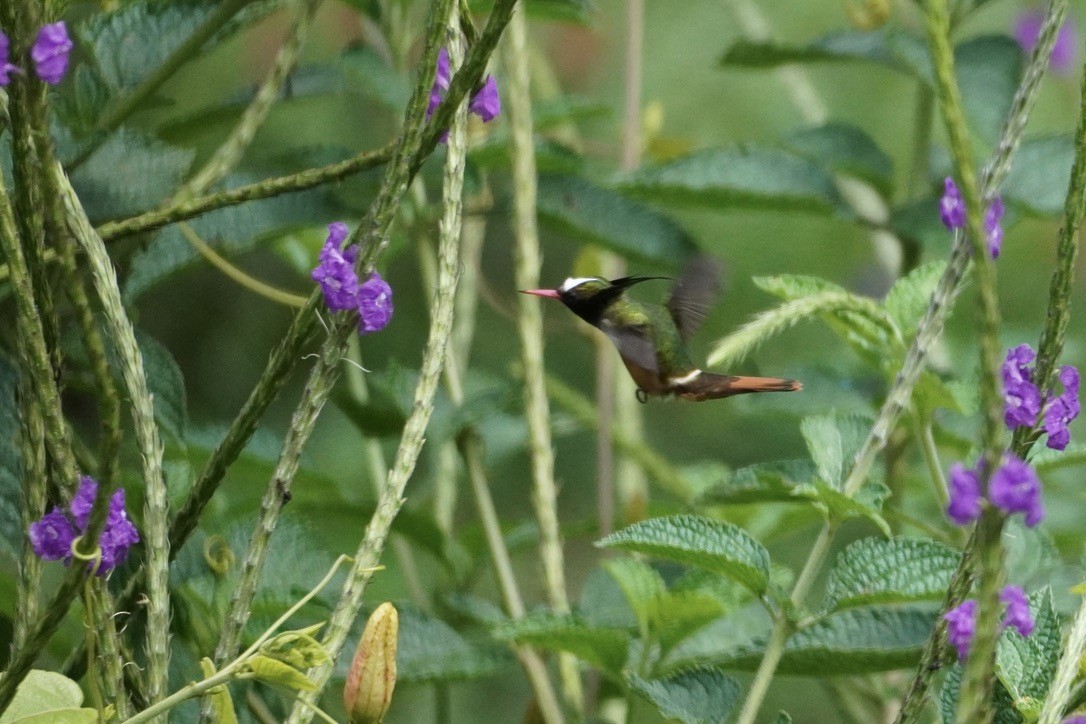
[470,138,585,176]
[578,566,640,630]
[627,668,741,724]
[123,175,344,300]
[70,128,194,222]
[890,197,952,251]
[715,607,935,674]
[597,515,771,594]
[617,146,844,215]
[719,28,929,77]
[783,123,894,197]
[800,414,870,488]
[883,261,947,339]
[793,480,891,535]
[247,654,317,691]
[956,36,1024,145]
[1031,442,1086,473]
[397,607,508,683]
[341,46,410,111]
[940,663,1022,724]
[996,588,1059,707]
[493,613,629,675]
[1003,135,1074,217]
[654,590,730,655]
[603,558,666,636]
[825,537,959,611]
[755,274,850,300]
[697,459,816,505]
[53,66,114,138]
[536,174,697,267]
[0,357,24,557]
[0,670,96,724]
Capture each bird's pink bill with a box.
[520,288,561,299]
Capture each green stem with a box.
[66,0,254,170]
[13,380,45,650]
[503,4,583,714]
[913,415,948,508]
[55,166,174,709]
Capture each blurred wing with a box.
[667,255,724,340]
[600,319,658,372]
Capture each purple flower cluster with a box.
[939,178,1005,258]
[426,48,502,140]
[1001,343,1080,450]
[944,585,1034,661]
[1014,9,1079,75]
[311,222,393,334]
[946,454,1044,528]
[0,22,72,87]
[28,476,140,574]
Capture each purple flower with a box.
[469,76,501,122]
[945,599,977,661]
[1063,717,1086,724]
[28,508,76,561]
[426,48,452,121]
[312,222,361,312]
[1003,344,1042,430]
[28,476,140,574]
[0,31,21,86]
[31,22,72,85]
[985,196,1005,259]
[1045,365,1080,450]
[357,272,393,334]
[1000,585,1034,637]
[947,462,982,526]
[940,178,966,230]
[1014,9,1079,75]
[988,454,1044,527]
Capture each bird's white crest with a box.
[559,277,600,293]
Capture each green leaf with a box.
[597,515,771,595]
[470,0,595,23]
[247,654,317,691]
[259,629,331,670]
[603,558,666,635]
[800,413,870,488]
[955,36,1024,145]
[397,607,508,683]
[782,123,894,198]
[470,138,585,176]
[0,670,96,723]
[578,566,640,630]
[536,174,697,267]
[493,613,629,675]
[1003,135,1075,217]
[0,356,24,558]
[715,607,936,674]
[654,589,730,655]
[697,459,815,505]
[134,331,188,443]
[996,588,1059,708]
[199,658,238,724]
[793,480,891,535]
[889,197,953,251]
[940,663,1022,724]
[719,28,929,76]
[825,537,960,611]
[617,146,844,215]
[70,128,194,222]
[341,46,410,111]
[883,261,947,339]
[627,667,741,724]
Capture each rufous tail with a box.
[675,373,801,402]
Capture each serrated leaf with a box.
[603,558,666,636]
[578,566,640,630]
[783,123,894,197]
[247,654,317,691]
[715,607,935,674]
[134,331,188,443]
[617,146,844,214]
[597,515,771,595]
[793,480,891,535]
[884,261,947,339]
[956,36,1023,145]
[627,667,741,724]
[940,661,1024,724]
[720,28,929,76]
[0,357,24,558]
[493,613,629,674]
[800,414,870,488]
[825,537,959,611]
[0,670,95,724]
[536,174,697,267]
[996,588,1059,706]
[70,128,194,222]
[1004,135,1075,217]
[697,459,815,505]
[397,607,507,683]
[654,590,729,654]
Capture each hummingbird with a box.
[521,257,801,402]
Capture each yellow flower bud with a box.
[344,602,398,724]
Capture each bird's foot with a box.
[635,388,649,404]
